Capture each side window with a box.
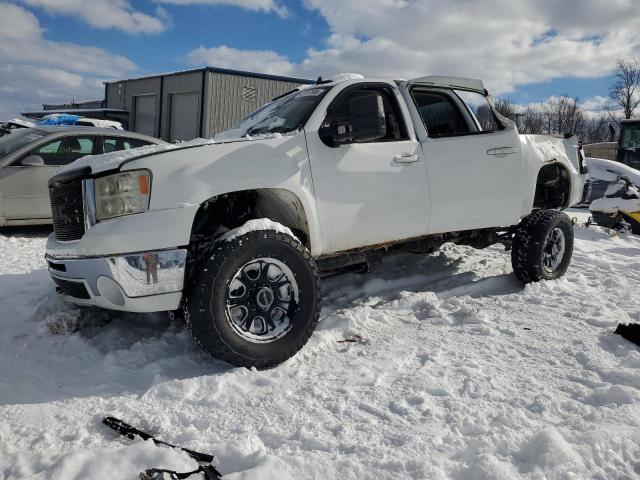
[323,87,408,143]
[455,90,503,132]
[411,89,471,137]
[103,137,152,153]
[25,136,95,166]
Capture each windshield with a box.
[215,87,329,139]
[621,124,640,150]
[0,128,46,157]
[620,124,640,168]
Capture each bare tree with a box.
[519,106,545,135]
[489,98,545,134]
[490,95,611,143]
[609,57,640,119]
[541,95,585,136]
[581,115,611,144]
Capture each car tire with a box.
[511,210,574,283]
[180,229,321,369]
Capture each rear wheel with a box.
[511,210,574,283]
[180,228,321,368]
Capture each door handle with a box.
[487,147,518,156]
[393,153,420,164]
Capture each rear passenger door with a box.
[410,86,523,233]
[1,135,97,219]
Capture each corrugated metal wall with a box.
[204,72,304,137]
[161,71,203,141]
[105,70,309,140]
[105,78,162,136]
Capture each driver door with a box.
[1,135,97,219]
[305,84,429,253]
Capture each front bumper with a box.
[46,248,187,312]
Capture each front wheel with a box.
[511,210,574,283]
[181,229,321,369]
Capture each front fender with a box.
[123,133,324,256]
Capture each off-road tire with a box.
[179,230,321,369]
[511,210,574,283]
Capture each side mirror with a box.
[319,92,387,146]
[21,155,45,166]
[349,93,387,143]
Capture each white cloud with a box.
[187,45,295,75]
[580,96,609,113]
[156,0,287,17]
[20,0,168,34]
[186,0,640,96]
[0,2,137,119]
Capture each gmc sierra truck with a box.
[45,75,588,368]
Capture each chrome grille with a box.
[50,178,85,241]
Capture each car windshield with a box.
[215,87,329,139]
[0,128,46,157]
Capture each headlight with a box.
[95,170,151,221]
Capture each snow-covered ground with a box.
[1,213,640,479]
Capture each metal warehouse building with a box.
[104,67,314,142]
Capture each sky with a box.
[1,0,639,120]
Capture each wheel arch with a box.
[532,163,571,210]
[189,188,317,251]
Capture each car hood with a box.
[56,138,217,175]
[55,133,294,176]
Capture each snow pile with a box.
[590,187,640,214]
[587,156,640,185]
[3,118,35,128]
[1,215,640,479]
[589,173,640,214]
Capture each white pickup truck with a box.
[45,75,588,368]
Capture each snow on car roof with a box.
[57,137,212,175]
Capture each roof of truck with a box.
[409,76,485,92]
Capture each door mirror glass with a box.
[21,154,45,166]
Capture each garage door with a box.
[134,95,157,137]
[170,92,199,142]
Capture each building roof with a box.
[21,108,128,119]
[104,66,314,86]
